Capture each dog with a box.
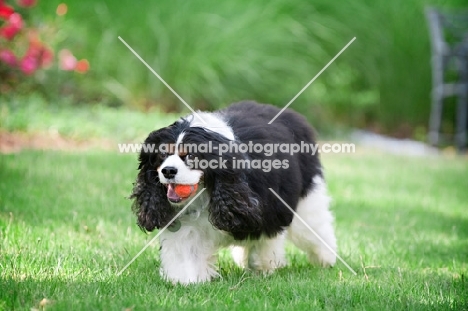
[130,101,336,284]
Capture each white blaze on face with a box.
[158,154,202,185]
[188,112,235,141]
[158,112,235,185]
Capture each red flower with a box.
[0,49,17,66]
[16,0,37,8]
[21,39,54,71]
[56,3,67,16]
[0,12,23,40]
[25,39,42,57]
[0,4,14,20]
[39,46,54,68]
[75,59,89,74]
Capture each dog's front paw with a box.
[160,266,219,285]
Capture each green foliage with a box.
[0,151,467,310]
[6,0,467,135]
[28,1,375,125]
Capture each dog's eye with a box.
[180,153,194,162]
[159,152,168,160]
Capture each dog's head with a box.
[130,114,262,233]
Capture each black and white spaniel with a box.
[130,101,336,284]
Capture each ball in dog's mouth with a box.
[166,183,198,203]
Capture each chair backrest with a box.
[425,7,468,55]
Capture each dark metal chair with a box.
[425,7,468,150]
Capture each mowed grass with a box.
[0,150,467,310]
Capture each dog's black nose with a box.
[161,166,178,179]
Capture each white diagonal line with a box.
[268,37,356,124]
[118,36,207,124]
[268,188,357,275]
[117,188,206,276]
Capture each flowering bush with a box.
[0,0,89,93]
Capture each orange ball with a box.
[174,184,198,198]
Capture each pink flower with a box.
[0,49,17,67]
[9,12,23,28]
[16,0,37,8]
[59,49,77,70]
[0,13,23,40]
[20,54,38,75]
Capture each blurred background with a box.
[1,0,467,146]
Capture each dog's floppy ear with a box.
[181,126,263,235]
[130,160,174,232]
[208,169,263,234]
[129,169,172,231]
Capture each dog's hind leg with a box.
[230,246,248,268]
[287,176,337,267]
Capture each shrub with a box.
[0,0,89,96]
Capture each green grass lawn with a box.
[0,95,179,143]
[1,150,467,310]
